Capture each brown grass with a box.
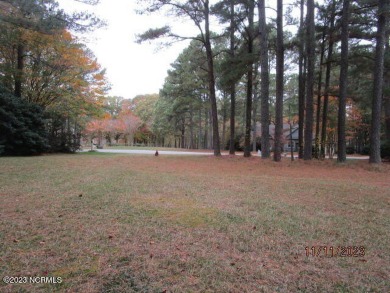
[0,153,389,292]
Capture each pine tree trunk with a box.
[298,0,306,159]
[274,0,284,162]
[385,82,390,141]
[252,78,258,152]
[369,0,388,163]
[290,121,294,161]
[222,93,227,150]
[385,95,390,141]
[337,0,350,163]
[244,0,255,158]
[181,118,185,148]
[258,0,270,158]
[209,109,213,149]
[198,107,202,149]
[190,105,194,149]
[385,29,390,141]
[303,0,315,160]
[204,0,221,156]
[229,0,236,155]
[229,85,236,154]
[321,0,336,159]
[244,67,253,157]
[14,43,24,98]
[204,106,208,149]
[314,32,326,159]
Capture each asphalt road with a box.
[82,149,213,156]
[81,149,369,159]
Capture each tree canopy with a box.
[1,0,389,163]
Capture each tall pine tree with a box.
[369,0,388,163]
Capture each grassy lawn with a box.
[0,153,389,292]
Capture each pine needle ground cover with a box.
[1,154,389,292]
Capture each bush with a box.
[346,146,355,155]
[225,134,244,151]
[0,88,48,156]
[381,140,390,160]
[359,141,390,159]
[361,145,370,155]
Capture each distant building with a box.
[284,126,299,152]
[255,123,299,152]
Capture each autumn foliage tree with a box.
[85,117,106,147]
[118,111,142,146]
[85,99,145,147]
[0,0,108,154]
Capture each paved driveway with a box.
[81,149,369,159]
[82,149,213,156]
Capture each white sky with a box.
[57,0,195,99]
[56,0,293,100]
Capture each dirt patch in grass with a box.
[0,154,389,292]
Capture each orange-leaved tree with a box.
[117,110,142,146]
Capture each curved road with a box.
[81,149,369,159]
[82,149,213,156]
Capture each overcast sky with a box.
[57,0,291,100]
[55,0,196,99]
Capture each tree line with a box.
[134,0,389,163]
[1,0,389,164]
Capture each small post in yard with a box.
[290,123,294,161]
[289,103,294,161]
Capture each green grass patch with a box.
[0,154,389,292]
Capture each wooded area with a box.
[136,0,390,163]
[1,0,389,163]
[0,0,108,155]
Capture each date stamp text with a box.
[305,246,365,257]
